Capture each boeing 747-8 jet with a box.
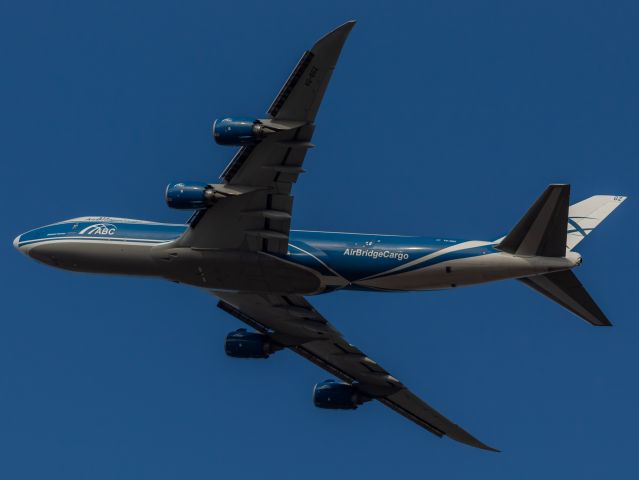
[14,21,626,451]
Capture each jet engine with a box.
[164,182,216,210]
[212,117,268,146]
[224,328,276,358]
[313,379,366,410]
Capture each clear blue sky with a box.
[2,1,638,478]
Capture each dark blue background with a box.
[2,1,637,478]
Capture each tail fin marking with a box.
[567,195,626,250]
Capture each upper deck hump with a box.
[15,217,187,248]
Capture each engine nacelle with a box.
[165,182,215,210]
[313,380,364,410]
[212,117,266,146]
[225,329,273,358]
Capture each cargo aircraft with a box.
[14,21,626,451]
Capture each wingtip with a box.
[483,445,502,453]
[465,439,501,453]
[340,19,357,28]
[329,20,356,37]
[444,434,500,453]
[315,20,356,42]
[443,428,501,453]
[458,435,500,452]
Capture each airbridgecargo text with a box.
[343,248,409,261]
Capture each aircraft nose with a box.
[13,233,27,255]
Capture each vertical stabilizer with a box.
[567,195,627,250]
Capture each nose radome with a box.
[13,234,26,254]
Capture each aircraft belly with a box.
[25,240,161,275]
[355,255,494,291]
[23,237,321,293]
[151,247,322,293]
[353,253,575,291]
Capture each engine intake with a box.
[225,329,274,358]
[212,117,267,146]
[165,182,216,210]
[313,380,365,410]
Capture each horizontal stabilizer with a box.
[499,184,570,257]
[519,270,611,326]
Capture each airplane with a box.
[13,20,626,452]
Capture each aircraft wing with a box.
[176,21,355,254]
[214,291,499,452]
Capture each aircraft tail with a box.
[497,185,627,255]
[519,270,611,326]
[497,184,625,326]
[498,184,570,257]
[567,195,627,250]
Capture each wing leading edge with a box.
[214,291,499,452]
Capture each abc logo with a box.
[79,223,117,236]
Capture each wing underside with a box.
[176,21,356,255]
[215,291,498,452]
